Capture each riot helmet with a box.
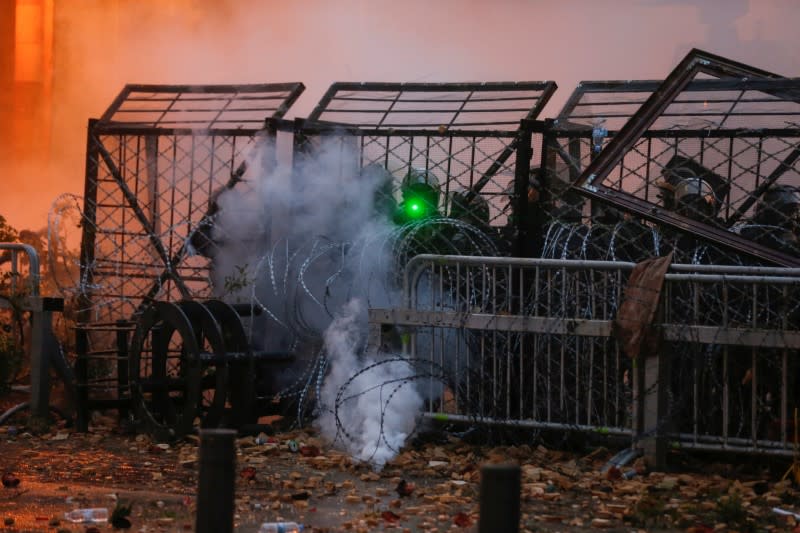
[449,190,490,228]
[398,167,441,221]
[753,184,800,230]
[660,156,728,223]
[674,175,718,220]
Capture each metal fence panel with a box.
[369,255,800,457]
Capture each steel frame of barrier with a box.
[568,49,800,267]
[283,81,557,258]
[76,83,306,429]
[368,254,800,463]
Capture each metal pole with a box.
[196,429,236,533]
[479,463,520,533]
[76,118,99,432]
[513,127,533,258]
[28,309,50,420]
[74,327,89,432]
[115,321,130,421]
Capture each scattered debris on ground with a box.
[0,419,799,532]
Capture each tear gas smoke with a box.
[48,132,493,467]
[209,135,400,348]
[316,299,424,468]
[208,135,430,465]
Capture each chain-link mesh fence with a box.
[530,77,800,269]
[72,81,556,431]
[63,53,800,464]
[76,83,305,422]
[293,82,556,256]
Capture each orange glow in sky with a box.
[1,0,800,234]
[3,0,53,233]
[14,0,43,82]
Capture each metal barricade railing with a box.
[0,243,40,296]
[0,243,65,422]
[368,254,800,461]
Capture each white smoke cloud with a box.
[210,135,398,334]
[209,134,424,466]
[316,298,423,469]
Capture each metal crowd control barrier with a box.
[0,243,65,422]
[368,254,800,466]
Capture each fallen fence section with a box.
[368,255,800,466]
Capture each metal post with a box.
[74,327,89,432]
[479,463,520,533]
[28,308,51,421]
[144,135,161,264]
[639,337,670,470]
[115,321,130,421]
[513,127,533,259]
[76,118,99,432]
[196,428,236,533]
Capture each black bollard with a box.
[196,428,236,533]
[479,463,521,533]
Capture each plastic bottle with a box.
[258,522,303,533]
[63,507,109,523]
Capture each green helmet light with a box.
[405,197,426,219]
[398,171,441,223]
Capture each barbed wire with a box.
[35,123,800,465]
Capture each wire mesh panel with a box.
[77,83,305,417]
[368,255,800,457]
[524,80,672,261]
[295,82,556,256]
[308,82,554,130]
[529,78,800,268]
[556,80,661,131]
[565,49,800,267]
[100,84,305,130]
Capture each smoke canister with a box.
[63,508,109,523]
[259,522,303,533]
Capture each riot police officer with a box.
[393,167,442,225]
